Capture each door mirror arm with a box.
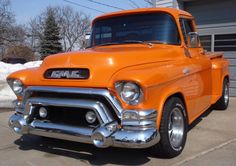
[181,45,192,58]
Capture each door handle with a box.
[183,68,190,75]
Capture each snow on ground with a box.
[0,61,42,108]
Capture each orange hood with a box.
[8,44,183,88]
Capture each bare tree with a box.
[7,25,26,45]
[144,0,155,7]
[57,6,90,51]
[27,6,91,54]
[0,0,29,60]
[0,0,14,57]
[26,16,44,54]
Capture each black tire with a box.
[153,97,187,158]
[214,78,229,110]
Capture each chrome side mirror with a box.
[85,33,91,40]
[83,32,91,49]
[187,32,200,48]
[85,32,91,46]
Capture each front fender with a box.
[7,68,40,86]
[108,61,175,108]
[108,60,191,127]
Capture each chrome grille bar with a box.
[23,86,123,118]
[25,97,114,124]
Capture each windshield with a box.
[88,13,180,47]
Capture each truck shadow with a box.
[188,106,216,131]
[14,135,164,165]
[14,106,218,165]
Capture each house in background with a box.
[153,0,236,96]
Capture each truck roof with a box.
[93,8,193,24]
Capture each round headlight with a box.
[12,79,24,95]
[116,82,142,105]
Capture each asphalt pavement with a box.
[0,98,236,166]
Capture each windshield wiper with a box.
[121,40,166,46]
[121,40,146,44]
[95,40,166,47]
[96,42,121,46]
[146,40,167,44]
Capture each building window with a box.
[214,34,236,51]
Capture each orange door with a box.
[188,48,212,117]
[180,18,212,119]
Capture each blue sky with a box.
[11,0,151,24]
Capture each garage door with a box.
[184,0,236,97]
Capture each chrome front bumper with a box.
[8,86,160,149]
[9,113,159,148]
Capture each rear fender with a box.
[211,57,229,103]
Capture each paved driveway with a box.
[0,99,236,166]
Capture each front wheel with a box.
[153,97,187,158]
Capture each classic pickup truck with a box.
[7,8,229,157]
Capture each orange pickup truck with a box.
[7,8,229,157]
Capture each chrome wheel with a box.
[168,107,184,150]
[157,97,187,157]
[224,82,229,105]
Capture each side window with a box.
[180,19,194,45]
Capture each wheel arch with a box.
[167,92,189,124]
[157,91,189,128]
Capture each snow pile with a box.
[0,61,42,108]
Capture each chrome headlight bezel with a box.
[7,79,25,96]
[115,81,143,105]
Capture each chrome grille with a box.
[22,86,122,123]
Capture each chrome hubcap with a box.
[168,107,184,150]
[224,83,229,105]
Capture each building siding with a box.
[154,0,181,9]
[184,0,236,25]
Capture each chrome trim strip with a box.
[23,86,123,118]
[121,120,156,130]
[138,109,157,119]
[121,109,157,129]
